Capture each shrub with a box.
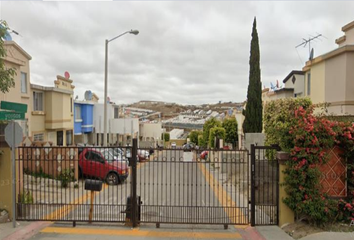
[209,127,226,148]
[264,97,312,152]
[264,98,354,225]
[58,168,75,188]
[222,117,238,147]
[188,131,202,145]
[161,133,170,142]
[202,118,221,147]
[198,135,206,148]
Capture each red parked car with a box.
[200,151,209,160]
[78,148,129,185]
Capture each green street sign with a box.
[0,111,25,120]
[1,101,27,113]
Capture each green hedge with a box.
[264,97,312,152]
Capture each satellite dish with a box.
[84,90,93,101]
[64,71,70,79]
[309,48,314,60]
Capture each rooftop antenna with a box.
[295,33,323,61]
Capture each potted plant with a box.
[17,191,33,218]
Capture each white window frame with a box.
[33,133,44,142]
[21,72,27,93]
[66,130,73,146]
[75,105,81,121]
[33,92,44,111]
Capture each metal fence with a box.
[16,145,132,223]
[15,140,279,227]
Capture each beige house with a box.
[303,20,354,115]
[262,70,305,106]
[1,41,32,136]
[30,75,75,146]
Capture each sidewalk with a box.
[0,221,291,240]
[0,221,50,240]
[300,232,354,240]
[2,221,353,240]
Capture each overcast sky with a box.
[2,1,354,105]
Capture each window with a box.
[33,92,43,111]
[86,151,104,163]
[21,72,27,93]
[57,131,63,146]
[114,107,119,119]
[66,130,73,146]
[85,151,92,160]
[70,98,73,113]
[33,133,44,142]
[307,73,311,95]
[75,105,81,120]
[91,152,104,163]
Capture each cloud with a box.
[3,1,354,104]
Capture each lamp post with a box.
[103,29,139,146]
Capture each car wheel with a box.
[106,172,119,185]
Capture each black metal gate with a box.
[136,141,250,227]
[16,139,279,227]
[250,144,279,226]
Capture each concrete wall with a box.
[244,133,265,151]
[284,74,305,96]
[325,53,347,103]
[140,122,162,140]
[274,90,293,100]
[110,118,139,135]
[0,148,22,220]
[45,91,72,130]
[93,103,114,133]
[306,61,325,104]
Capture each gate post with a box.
[131,138,138,227]
[250,144,255,226]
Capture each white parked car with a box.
[137,149,149,161]
[171,142,176,148]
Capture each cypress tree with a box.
[243,17,262,133]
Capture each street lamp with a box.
[103,29,139,146]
